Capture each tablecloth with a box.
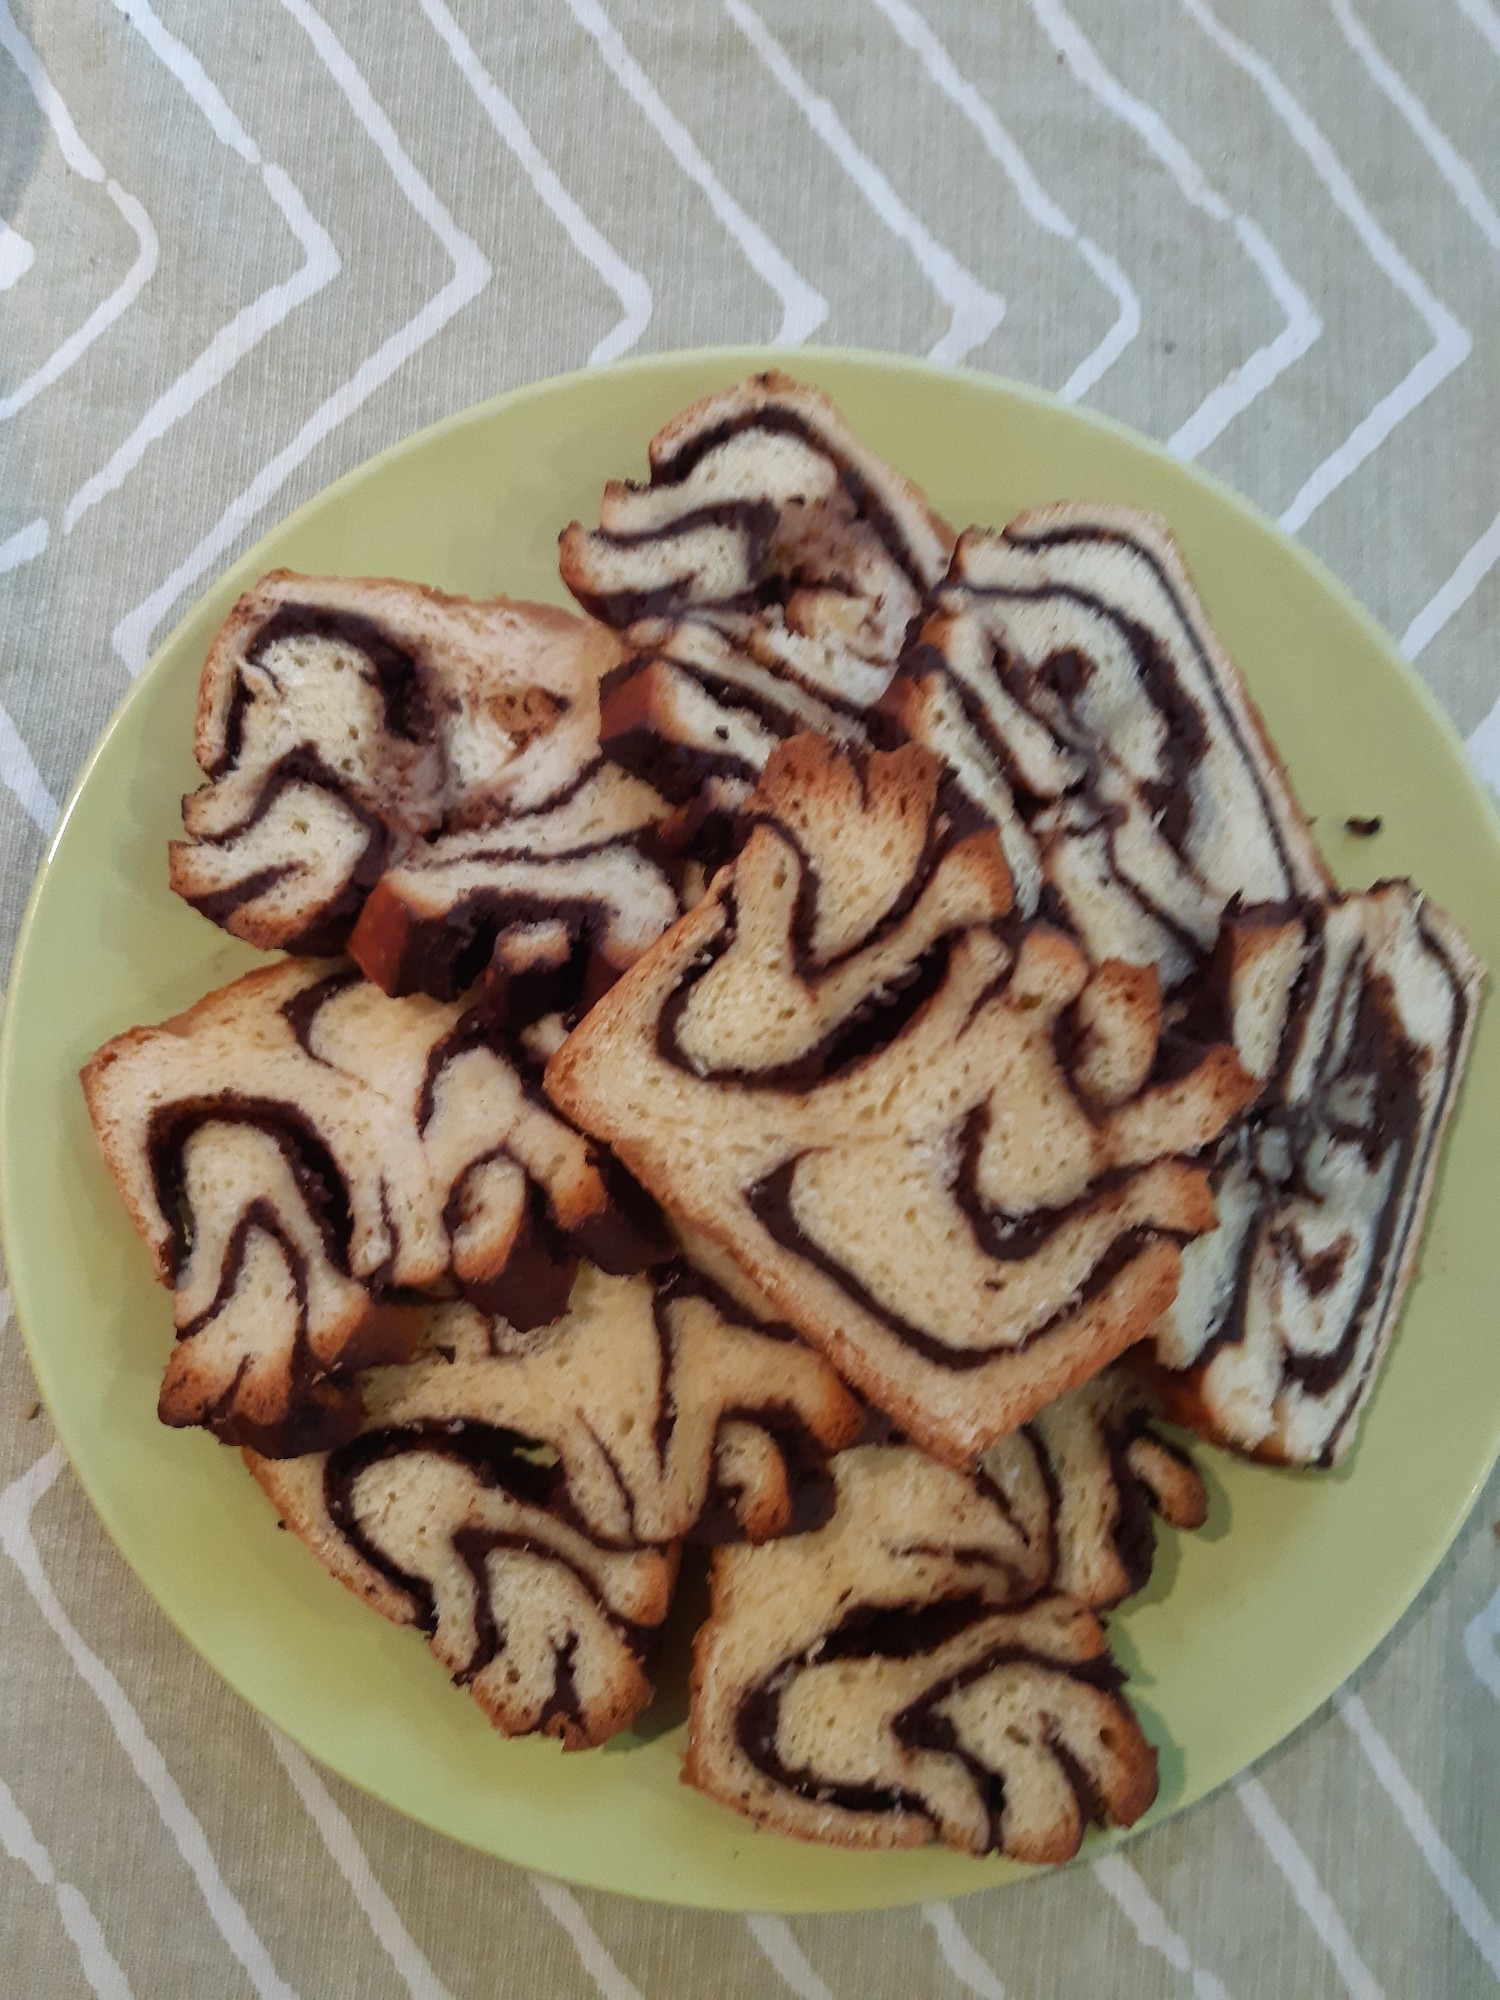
[2,2,1497,1993]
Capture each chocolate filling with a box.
[747,1155,1168,1370]
[247,603,436,746]
[735,1594,1127,1844]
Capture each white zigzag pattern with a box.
[0,223,35,289]
[111,0,492,675]
[0,696,58,834]
[1237,1777,1384,2000]
[416,0,652,365]
[1026,0,1320,461]
[924,1902,1008,2000]
[1464,1585,1500,1699]
[0,518,49,575]
[264,1726,459,2000]
[0,0,159,420]
[0,1447,297,1998]
[56,0,342,538]
[0,1774,134,1999]
[746,1914,835,2000]
[561,0,827,344]
[530,1877,645,2000]
[1177,0,1472,533]
[1335,1691,1500,1981]
[866,0,1140,399]
[1406,511,1500,661]
[1092,1855,1234,2000]
[722,0,1005,365]
[1330,0,1500,256]
[1453,0,1500,57]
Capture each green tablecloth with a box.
[2,2,1496,1993]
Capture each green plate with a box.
[4,350,1498,1912]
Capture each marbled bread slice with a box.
[170,571,683,1017]
[250,1433,675,1749]
[312,1264,864,1549]
[547,734,1259,1464]
[1148,883,1484,1465]
[346,761,682,1019]
[562,374,954,825]
[246,1263,863,1746]
[561,372,953,693]
[82,960,663,1452]
[684,1444,1158,1859]
[880,506,1331,943]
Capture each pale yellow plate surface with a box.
[4,350,1498,1911]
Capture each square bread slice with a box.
[547,733,1259,1463]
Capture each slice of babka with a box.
[82,960,664,1453]
[169,571,684,1019]
[880,505,1332,939]
[882,506,1483,1464]
[1146,882,1483,1465]
[547,734,1259,1464]
[561,373,955,818]
[247,1262,863,1746]
[684,1442,1161,1859]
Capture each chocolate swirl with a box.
[561,373,955,821]
[1152,883,1482,1465]
[171,572,680,1017]
[685,1446,1159,1861]
[881,511,1331,958]
[547,734,1256,1461]
[241,1259,863,1748]
[83,957,666,1454]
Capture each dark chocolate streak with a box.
[180,750,388,954]
[946,599,1213,963]
[247,603,435,746]
[652,766,977,1088]
[170,1198,362,1457]
[322,1422,570,1628]
[735,1595,1124,1842]
[1182,897,1471,1464]
[320,1427,654,1739]
[280,967,362,1062]
[447,1164,580,1332]
[148,1097,353,1281]
[657,912,958,1094]
[649,1262,838,1544]
[373,869,660,1012]
[1102,1422,1172,1601]
[598,649,826,804]
[652,400,934,598]
[1277,972,1422,1401]
[1311,910,1469,1459]
[747,1156,1168,1370]
[954,1109,1138,1261]
[996,520,1311,898]
[569,499,778,627]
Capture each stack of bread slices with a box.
[84,373,1481,1864]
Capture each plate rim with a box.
[4,344,1497,1910]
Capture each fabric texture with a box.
[1,1,1496,1993]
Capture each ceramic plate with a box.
[5,350,1498,1911]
